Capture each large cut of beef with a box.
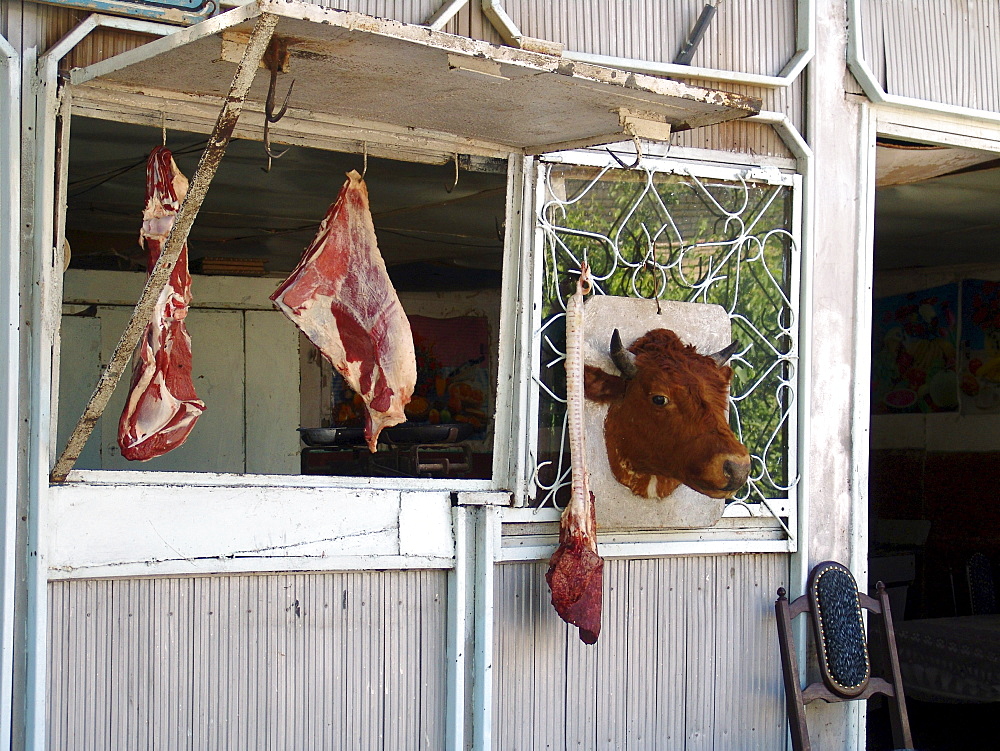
[271,170,416,452]
[117,146,206,461]
[546,263,604,644]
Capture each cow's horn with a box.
[709,340,741,365]
[610,329,638,379]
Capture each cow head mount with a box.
[584,328,751,500]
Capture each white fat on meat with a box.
[117,146,205,461]
[271,170,416,452]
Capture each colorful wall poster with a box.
[331,315,491,438]
[960,279,1000,414]
[872,284,959,414]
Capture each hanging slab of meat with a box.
[271,170,416,452]
[117,146,206,461]
[546,263,604,644]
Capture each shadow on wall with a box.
[869,449,1000,618]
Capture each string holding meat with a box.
[118,146,206,461]
[271,170,416,452]
[546,262,605,644]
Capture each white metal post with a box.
[0,30,22,751]
[446,506,472,750]
[471,504,499,751]
[19,15,178,750]
[447,501,500,750]
[491,154,528,492]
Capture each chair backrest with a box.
[967,552,997,615]
[774,561,913,751]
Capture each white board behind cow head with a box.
[582,296,734,530]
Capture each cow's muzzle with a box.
[722,456,751,493]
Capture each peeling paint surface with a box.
[72,0,759,155]
[48,483,455,578]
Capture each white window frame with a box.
[499,149,803,559]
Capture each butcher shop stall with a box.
[59,120,508,481]
[22,1,804,748]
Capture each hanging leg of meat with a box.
[117,146,206,461]
[546,263,604,644]
[271,170,416,452]
[118,146,205,461]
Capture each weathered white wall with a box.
[809,5,866,570]
[805,1,870,748]
[47,482,454,578]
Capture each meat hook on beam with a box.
[444,152,459,193]
[263,38,294,171]
[50,12,280,483]
[607,130,643,170]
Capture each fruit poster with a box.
[871,284,959,414]
[405,315,490,436]
[960,280,1000,414]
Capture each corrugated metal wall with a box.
[504,0,796,76]
[672,84,799,159]
[493,554,788,751]
[48,571,449,750]
[502,0,801,158]
[301,0,503,43]
[861,0,1000,112]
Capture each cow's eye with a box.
[651,394,669,406]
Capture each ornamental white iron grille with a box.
[530,157,800,521]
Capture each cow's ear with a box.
[584,365,627,402]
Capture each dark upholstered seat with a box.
[774,561,913,751]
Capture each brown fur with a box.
[584,328,750,499]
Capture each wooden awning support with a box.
[49,12,279,483]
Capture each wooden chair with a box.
[966,552,997,615]
[775,561,913,751]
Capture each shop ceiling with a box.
[875,140,1000,271]
[65,117,511,289]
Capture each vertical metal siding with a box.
[442,2,503,45]
[493,554,789,751]
[301,0,501,43]
[862,0,1000,112]
[504,0,797,77]
[302,1,440,25]
[502,0,801,157]
[671,84,801,159]
[48,571,448,750]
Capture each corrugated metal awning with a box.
[69,0,760,157]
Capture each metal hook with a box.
[360,142,368,178]
[262,63,294,170]
[445,153,459,193]
[606,131,643,170]
[644,258,662,314]
[161,112,167,146]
